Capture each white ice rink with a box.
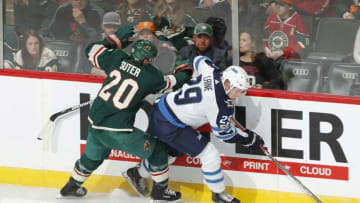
[0,184,197,203]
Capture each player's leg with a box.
[150,106,239,202]
[160,129,239,203]
[196,143,240,203]
[59,126,111,198]
[147,140,181,203]
[122,163,149,197]
[136,146,180,180]
[103,128,180,202]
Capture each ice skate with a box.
[150,186,181,203]
[57,177,87,199]
[122,166,149,197]
[212,191,240,203]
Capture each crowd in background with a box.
[3,0,360,95]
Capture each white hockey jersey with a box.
[159,56,241,141]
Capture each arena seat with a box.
[307,17,360,64]
[44,40,82,73]
[325,63,360,96]
[281,59,323,93]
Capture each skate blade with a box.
[122,171,147,197]
[56,194,83,199]
[149,199,182,203]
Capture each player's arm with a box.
[193,56,220,77]
[85,26,134,72]
[155,63,193,94]
[210,115,264,151]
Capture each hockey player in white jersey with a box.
[124,56,265,203]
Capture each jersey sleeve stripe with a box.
[104,37,114,47]
[158,95,186,128]
[108,34,121,48]
[88,44,106,68]
[214,128,237,140]
[215,133,236,140]
[211,126,231,132]
[160,75,176,94]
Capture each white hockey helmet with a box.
[221,65,250,94]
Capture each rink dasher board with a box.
[0,69,359,203]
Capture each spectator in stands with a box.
[101,11,122,38]
[263,0,309,62]
[321,0,350,18]
[266,1,278,15]
[14,30,58,72]
[257,0,278,21]
[211,0,265,46]
[178,23,227,69]
[205,17,230,51]
[49,0,102,45]
[228,29,281,89]
[56,0,105,16]
[196,0,222,8]
[57,0,69,6]
[95,0,123,13]
[13,0,58,37]
[4,25,20,69]
[116,0,153,27]
[130,21,178,73]
[153,0,197,51]
[90,11,122,76]
[343,0,360,20]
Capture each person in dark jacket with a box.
[211,0,265,46]
[49,0,102,45]
[13,0,58,37]
[178,23,227,69]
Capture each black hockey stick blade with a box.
[49,99,94,122]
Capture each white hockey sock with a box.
[196,143,225,193]
[138,159,151,178]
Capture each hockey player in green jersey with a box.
[59,25,192,203]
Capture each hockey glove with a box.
[115,25,135,48]
[241,129,264,151]
[173,63,193,77]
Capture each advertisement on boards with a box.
[0,70,358,200]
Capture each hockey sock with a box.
[197,143,225,193]
[138,159,151,178]
[148,141,169,189]
[71,155,103,185]
[149,163,169,189]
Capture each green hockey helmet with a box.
[130,40,158,63]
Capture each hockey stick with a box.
[37,99,94,140]
[231,117,322,203]
[259,145,322,203]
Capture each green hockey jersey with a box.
[85,40,190,131]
